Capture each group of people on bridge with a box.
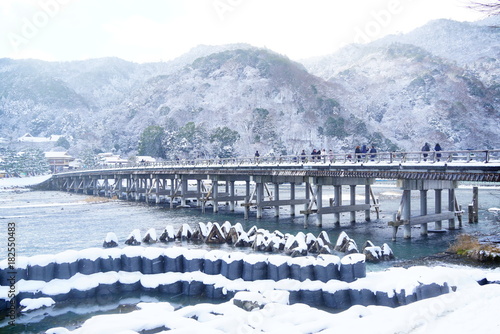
[421,142,443,161]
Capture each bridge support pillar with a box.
[468,187,479,223]
[420,190,428,236]
[316,184,323,227]
[170,178,175,208]
[213,181,219,213]
[290,182,296,216]
[448,188,456,230]
[256,182,263,219]
[93,177,99,196]
[365,185,370,222]
[334,185,341,225]
[350,185,356,224]
[181,178,188,206]
[244,180,250,219]
[104,177,110,197]
[304,182,310,228]
[435,189,442,230]
[155,176,161,204]
[403,189,412,239]
[274,183,280,217]
[229,181,235,211]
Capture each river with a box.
[0,179,499,333]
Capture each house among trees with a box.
[19,133,62,143]
[44,152,75,173]
[98,153,129,167]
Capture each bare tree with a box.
[468,0,500,16]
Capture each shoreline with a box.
[394,251,500,269]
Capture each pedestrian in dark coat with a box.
[422,142,430,161]
[369,145,377,161]
[355,146,362,162]
[434,143,442,161]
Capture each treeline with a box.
[138,121,241,159]
[0,148,50,176]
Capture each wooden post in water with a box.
[304,182,310,228]
[274,183,280,217]
[256,182,263,218]
[290,182,296,216]
[181,177,188,206]
[435,189,442,230]
[364,185,370,221]
[170,177,175,208]
[403,189,412,239]
[420,189,428,235]
[244,180,250,219]
[468,186,479,223]
[334,185,341,225]
[213,180,219,213]
[448,188,456,229]
[155,176,160,204]
[350,185,356,224]
[316,184,323,227]
[229,180,235,212]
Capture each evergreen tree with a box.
[210,126,241,158]
[81,149,100,169]
[138,125,166,158]
[0,148,49,176]
[177,122,207,158]
[56,137,71,149]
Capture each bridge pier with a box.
[333,185,341,225]
[391,180,462,240]
[402,190,411,239]
[316,184,323,227]
[420,190,428,236]
[244,180,250,219]
[350,185,356,224]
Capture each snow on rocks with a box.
[20,297,55,312]
[124,229,141,246]
[158,225,175,242]
[142,228,157,244]
[102,232,118,248]
[104,222,341,257]
[334,231,359,254]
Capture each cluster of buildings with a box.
[0,134,156,176]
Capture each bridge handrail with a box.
[70,149,500,173]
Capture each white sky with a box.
[0,0,488,63]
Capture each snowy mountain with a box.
[0,19,499,158]
[301,18,500,151]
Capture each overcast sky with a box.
[0,0,487,63]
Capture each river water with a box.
[0,181,499,333]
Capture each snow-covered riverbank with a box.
[43,282,500,334]
[0,175,51,190]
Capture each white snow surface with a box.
[43,283,500,334]
[105,232,118,243]
[0,175,51,190]
[1,231,500,334]
[20,297,55,312]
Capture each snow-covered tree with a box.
[209,126,241,158]
[138,125,166,158]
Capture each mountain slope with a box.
[0,19,498,158]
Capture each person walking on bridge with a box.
[421,142,430,161]
[434,143,442,162]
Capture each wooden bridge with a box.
[39,149,500,240]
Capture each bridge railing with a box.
[75,149,500,172]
